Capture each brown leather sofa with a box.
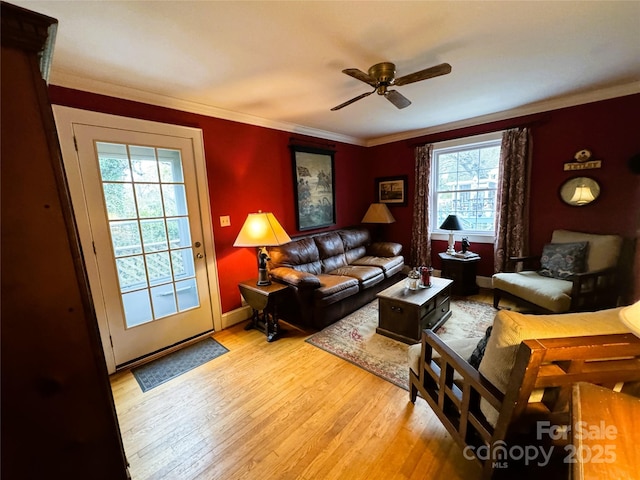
[266,227,404,329]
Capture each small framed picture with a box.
[375,175,408,206]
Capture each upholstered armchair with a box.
[493,230,623,313]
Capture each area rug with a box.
[305,299,496,390]
[132,337,229,392]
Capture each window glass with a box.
[431,136,501,235]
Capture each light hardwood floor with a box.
[110,291,503,480]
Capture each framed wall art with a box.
[290,145,336,230]
[376,175,407,206]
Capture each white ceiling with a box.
[15,1,640,146]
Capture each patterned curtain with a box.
[494,128,532,273]
[410,144,433,267]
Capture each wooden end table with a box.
[237,280,289,342]
[376,276,453,344]
[439,252,480,296]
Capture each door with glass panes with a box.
[73,124,214,365]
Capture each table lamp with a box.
[362,202,395,241]
[234,211,291,286]
[439,214,462,255]
[362,203,396,224]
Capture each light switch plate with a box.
[220,215,231,227]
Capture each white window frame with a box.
[430,131,503,244]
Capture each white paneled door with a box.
[55,108,220,371]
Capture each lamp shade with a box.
[439,214,463,231]
[570,185,596,205]
[620,301,640,338]
[362,203,396,224]
[233,212,291,247]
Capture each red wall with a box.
[367,94,640,277]
[50,86,640,313]
[49,86,370,313]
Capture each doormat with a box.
[132,337,228,392]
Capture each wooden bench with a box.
[410,330,640,479]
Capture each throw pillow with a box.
[468,326,492,369]
[538,241,588,279]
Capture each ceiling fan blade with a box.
[394,63,452,86]
[331,90,375,111]
[342,68,377,87]
[385,90,411,109]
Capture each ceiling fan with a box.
[331,61,452,111]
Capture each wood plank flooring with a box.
[110,291,504,480]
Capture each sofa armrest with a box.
[569,267,618,310]
[367,242,402,257]
[506,255,540,272]
[270,267,321,289]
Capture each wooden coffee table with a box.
[376,276,453,344]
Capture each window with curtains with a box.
[431,132,502,238]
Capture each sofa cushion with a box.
[313,274,359,307]
[493,271,573,313]
[538,241,588,279]
[351,255,404,277]
[478,307,629,426]
[328,265,384,289]
[367,242,402,257]
[551,230,623,272]
[268,237,322,274]
[315,232,349,273]
[339,228,371,250]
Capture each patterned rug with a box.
[305,299,496,390]
[132,337,229,392]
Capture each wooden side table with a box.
[438,252,480,296]
[237,280,289,342]
[571,382,640,480]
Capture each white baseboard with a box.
[221,305,251,330]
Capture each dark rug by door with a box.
[306,299,496,390]
[132,337,228,392]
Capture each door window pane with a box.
[122,290,153,327]
[167,217,191,248]
[103,183,137,220]
[97,142,131,181]
[130,146,159,182]
[140,219,168,252]
[135,184,164,218]
[176,278,199,311]
[110,220,142,257]
[115,256,147,293]
[162,184,188,217]
[158,149,184,183]
[146,251,172,286]
[151,285,177,318]
[171,248,195,279]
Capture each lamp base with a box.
[257,268,271,286]
[446,233,456,255]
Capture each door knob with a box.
[196,253,204,259]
